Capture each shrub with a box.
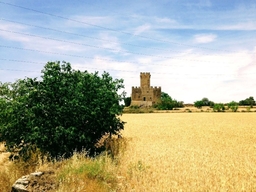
[246,107,251,112]
[213,103,225,112]
[130,105,139,109]
[228,101,238,112]
[0,61,125,159]
[124,97,131,107]
[155,92,184,110]
[194,98,214,109]
[194,100,204,109]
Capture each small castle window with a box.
[143,97,146,101]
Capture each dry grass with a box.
[118,113,256,191]
[1,113,256,191]
[0,144,56,192]
[0,138,127,192]
[55,153,116,192]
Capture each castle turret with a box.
[140,72,151,88]
[131,72,161,107]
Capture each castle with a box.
[131,72,161,107]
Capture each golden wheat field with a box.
[118,113,256,191]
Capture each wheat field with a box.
[118,113,256,191]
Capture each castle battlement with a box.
[131,72,161,106]
[150,86,161,90]
[140,72,150,76]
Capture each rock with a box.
[11,171,56,192]
[30,172,43,177]
[11,175,30,192]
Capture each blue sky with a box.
[0,0,256,103]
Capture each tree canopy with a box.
[194,98,214,109]
[239,96,255,107]
[154,92,184,110]
[0,61,125,159]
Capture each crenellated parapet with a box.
[140,72,150,76]
[132,86,140,90]
[150,86,161,90]
[131,72,161,106]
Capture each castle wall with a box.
[131,73,161,107]
[130,100,153,107]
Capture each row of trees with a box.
[238,97,256,107]
[125,95,255,111]
[194,97,255,112]
[0,61,125,159]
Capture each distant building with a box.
[131,72,161,107]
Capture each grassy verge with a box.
[0,137,128,192]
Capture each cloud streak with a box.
[194,34,217,44]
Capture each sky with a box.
[0,0,256,103]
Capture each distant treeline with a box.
[124,94,255,112]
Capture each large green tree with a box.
[239,96,255,107]
[194,98,214,109]
[155,92,184,110]
[0,61,125,158]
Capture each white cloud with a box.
[0,22,31,42]
[237,47,256,77]
[0,21,27,31]
[153,17,177,24]
[216,22,256,31]
[194,34,217,44]
[133,24,151,36]
[138,49,255,103]
[0,21,90,53]
[98,33,124,53]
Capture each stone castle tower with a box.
[131,72,161,106]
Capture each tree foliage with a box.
[194,98,214,109]
[213,103,225,112]
[124,97,131,107]
[239,96,255,107]
[194,100,204,109]
[228,101,238,112]
[155,92,184,110]
[0,61,125,159]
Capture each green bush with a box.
[155,92,184,110]
[213,103,225,112]
[124,97,131,107]
[194,98,214,109]
[0,61,125,159]
[194,100,204,109]
[228,101,238,112]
